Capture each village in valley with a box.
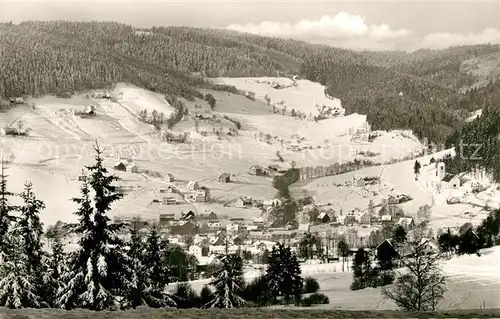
[1,66,499,312]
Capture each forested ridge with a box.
[1,21,500,143]
[444,80,500,183]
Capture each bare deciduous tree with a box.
[382,233,446,311]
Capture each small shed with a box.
[113,162,127,172]
[218,173,231,183]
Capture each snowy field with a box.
[182,246,500,310]
[212,77,343,117]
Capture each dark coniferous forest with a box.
[1,22,500,145]
[1,21,500,179]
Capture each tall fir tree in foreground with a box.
[44,230,68,308]
[206,253,246,308]
[12,182,47,302]
[125,227,148,308]
[0,229,41,308]
[126,226,175,308]
[0,159,16,251]
[57,143,132,310]
[266,243,303,305]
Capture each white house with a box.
[188,245,203,258]
[355,211,371,224]
[235,196,252,208]
[397,217,415,228]
[207,220,221,228]
[187,181,199,191]
[381,214,392,222]
[442,174,462,189]
[226,223,240,233]
[263,198,282,206]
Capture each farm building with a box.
[187,180,199,191]
[162,197,177,205]
[181,210,196,221]
[218,173,231,183]
[201,210,218,220]
[442,174,463,189]
[263,198,282,206]
[92,92,110,99]
[207,220,221,228]
[396,217,415,229]
[164,173,175,182]
[9,97,25,104]
[381,214,392,222]
[126,163,139,173]
[317,212,331,223]
[159,185,177,194]
[113,162,127,172]
[355,211,371,225]
[235,196,252,208]
[248,165,264,176]
[186,189,209,202]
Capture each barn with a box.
[113,162,127,172]
[218,173,231,183]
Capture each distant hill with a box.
[1,21,499,143]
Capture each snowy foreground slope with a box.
[183,246,500,310]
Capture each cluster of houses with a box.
[153,180,210,206]
[247,164,288,176]
[112,189,421,266]
[113,160,139,173]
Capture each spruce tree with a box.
[266,243,303,305]
[134,226,175,308]
[10,182,47,306]
[43,231,67,308]
[125,227,148,308]
[57,143,132,310]
[0,160,16,252]
[206,253,246,308]
[350,248,373,290]
[0,229,41,308]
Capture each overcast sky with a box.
[2,0,500,50]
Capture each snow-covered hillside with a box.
[213,77,343,118]
[0,78,428,228]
